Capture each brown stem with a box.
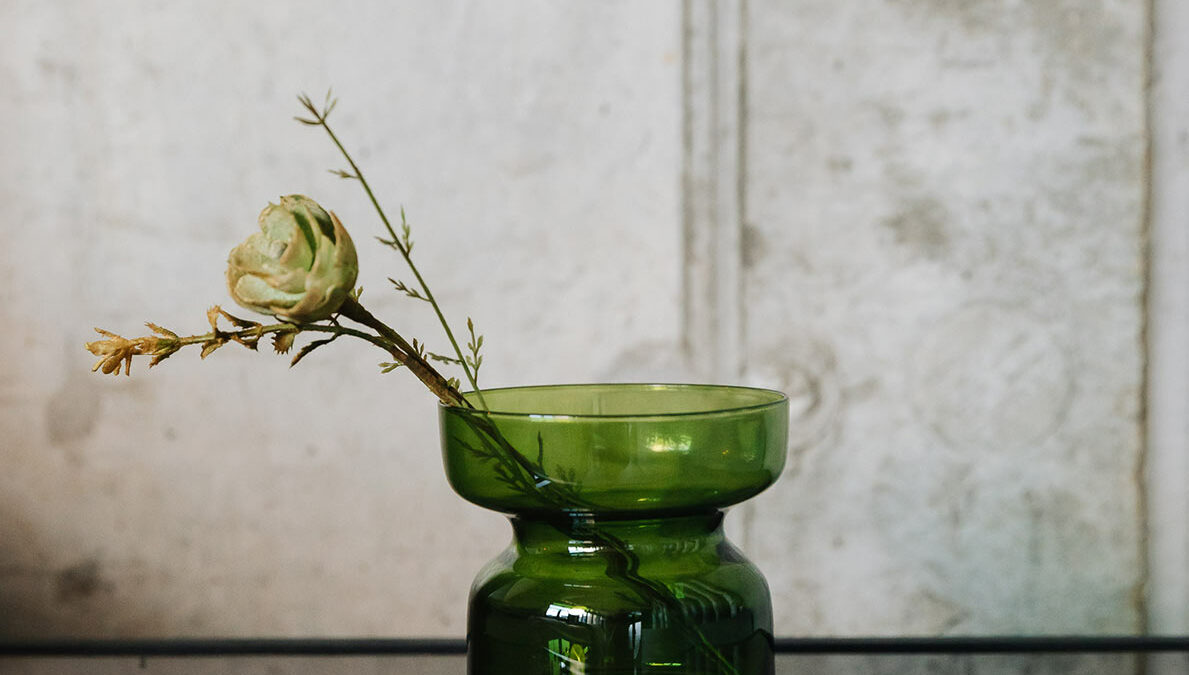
[337,297,469,407]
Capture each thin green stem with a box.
[460,411,589,504]
[310,111,488,409]
[295,94,732,672]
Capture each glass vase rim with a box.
[439,382,789,420]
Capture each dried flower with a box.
[85,329,138,376]
[227,195,358,323]
[85,325,181,376]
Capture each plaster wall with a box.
[0,1,1183,659]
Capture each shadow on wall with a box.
[0,502,164,639]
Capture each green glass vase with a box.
[440,383,789,674]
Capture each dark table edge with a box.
[1,637,1188,657]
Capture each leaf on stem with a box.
[145,322,178,339]
[297,92,317,114]
[399,207,414,254]
[207,305,260,331]
[379,361,405,373]
[389,278,428,302]
[290,335,338,367]
[206,307,264,349]
[296,89,336,126]
[465,317,484,377]
[200,339,225,359]
[409,338,429,360]
[272,330,298,354]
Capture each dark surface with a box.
[1,636,1187,656]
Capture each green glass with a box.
[440,383,789,674]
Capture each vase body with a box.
[440,384,789,675]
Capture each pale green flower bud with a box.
[227,195,359,322]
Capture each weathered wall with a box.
[1148,0,1189,639]
[740,0,1148,635]
[0,0,1183,654]
[1,0,684,638]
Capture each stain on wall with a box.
[743,0,1146,636]
[55,559,111,603]
[0,0,1158,644]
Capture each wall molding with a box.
[681,0,747,383]
[1147,0,1189,637]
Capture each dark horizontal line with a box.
[0,636,1186,657]
[0,639,467,657]
[773,636,1189,653]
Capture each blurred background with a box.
[1,0,1185,643]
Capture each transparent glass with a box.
[440,383,789,674]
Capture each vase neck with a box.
[510,511,726,557]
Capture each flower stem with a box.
[295,94,732,672]
[126,320,384,356]
[89,303,467,409]
[456,412,738,674]
[337,297,468,407]
[306,106,488,409]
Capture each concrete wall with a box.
[1,0,1184,654]
[741,0,1148,636]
